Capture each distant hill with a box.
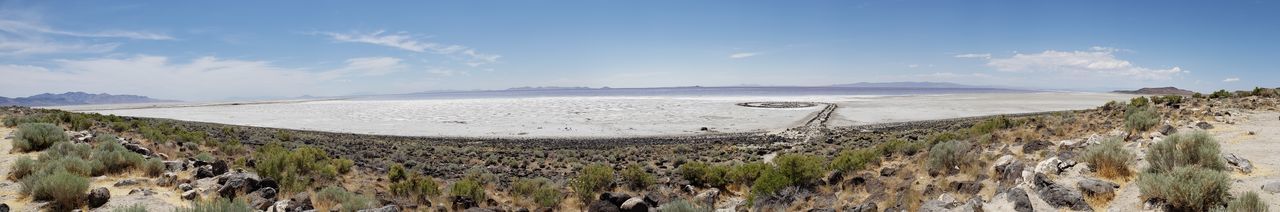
[0,92,175,107]
[1113,87,1196,96]
[829,82,983,88]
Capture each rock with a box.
[694,188,719,205]
[1224,153,1255,174]
[123,143,152,156]
[182,190,199,200]
[619,197,649,212]
[1077,179,1119,196]
[807,208,837,212]
[643,193,669,206]
[178,183,193,191]
[358,205,401,212]
[1196,121,1214,130]
[163,160,186,172]
[845,202,878,212]
[0,203,8,212]
[1022,140,1053,153]
[1261,182,1280,193]
[87,187,110,208]
[1033,174,1092,211]
[129,188,157,196]
[114,179,143,187]
[716,197,744,212]
[157,172,178,186]
[950,181,983,195]
[248,187,278,209]
[994,155,1015,167]
[921,200,950,212]
[217,173,262,198]
[1157,124,1177,136]
[195,165,217,179]
[880,167,897,177]
[588,200,620,212]
[1033,157,1063,175]
[995,159,1025,186]
[451,196,478,210]
[289,192,314,211]
[985,189,1033,212]
[599,192,631,207]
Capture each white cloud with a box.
[0,17,171,56]
[953,53,991,59]
[729,52,761,59]
[0,55,413,100]
[907,64,920,68]
[1223,77,1240,82]
[0,19,173,40]
[981,48,1186,80]
[319,30,500,66]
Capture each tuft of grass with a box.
[1137,166,1230,212]
[143,158,165,177]
[315,186,372,212]
[1225,191,1268,212]
[333,158,354,175]
[570,163,613,203]
[620,164,655,190]
[112,204,149,212]
[831,148,878,174]
[9,156,35,180]
[1079,138,1135,179]
[175,197,253,212]
[387,163,407,182]
[926,140,971,175]
[13,123,68,152]
[772,154,826,186]
[1145,131,1227,174]
[658,199,712,212]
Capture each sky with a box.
[1,0,1278,100]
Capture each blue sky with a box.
[0,0,1276,100]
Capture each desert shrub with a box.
[532,185,564,208]
[1145,131,1226,174]
[678,162,710,185]
[112,204,148,212]
[513,177,552,197]
[1129,96,1151,108]
[1225,191,1268,212]
[1192,92,1205,99]
[970,116,1013,135]
[1137,166,1230,211]
[254,143,339,193]
[1079,138,1135,179]
[926,140,971,175]
[175,197,253,212]
[925,131,963,147]
[44,141,92,160]
[21,170,89,210]
[727,162,768,185]
[9,156,35,180]
[315,186,372,211]
[876,139,923,156]
[513,177,563,207]
[39,156,99,177]
[92,141,146,175]
[749,167,789,206]
[571,163,613,203]
[1210,89,1233,99]
[333,158,354,175]
[773,154,825,186]
[1124,105,1159,132]
[621,164,655,189]
[391,172,440,200]
[831,148,878,174]
[195,152,215,162]
[658,199,712,212]
[141,158,165,177]
[1152,95,1184,105]
[388,163,407,182]
[450,178,487,203]
[13,123,68,152]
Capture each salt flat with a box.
[62,92,1135,138]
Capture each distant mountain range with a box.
[829,82,985,88]
[0,92,175,107]
[1113,87,1196,96]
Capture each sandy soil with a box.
[1213,110,1280,209]
[61,92,1134,138]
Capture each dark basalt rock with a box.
[87,187,111,208]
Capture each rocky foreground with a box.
[1,89,1279,211]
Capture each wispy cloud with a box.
[0,19,173,40]
[1223,77,1240,82]
[969,47,1186,80]
[0,16,171,56]
[953,53,991,59]
[318,30,500,66]
[729,52,761,59]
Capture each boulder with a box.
[182,190,199,200]
[1261,182,1280,193]
[0,203,8,212]
[643,193,669,206]
[163,160,187,172]
[195,165,217,179]
[114,179,144,187]
[587,200,620,212]
[1158,124,1177,136]
[1077,179,1119,196]
[984,189,1033,212]
[1022,140,1053,153]
[288,192,314,211]
[1223,153,1255,174]
[950,181,983,195]
[1033,174,1092,211]
[880,167,897,177]
[123,143,152,156]
[358,205,401,212]
[157,172,178,186]
[619,197,649,212]
[178,183,193,191]
[694,188,719,205]
[845,202,878,212]
[217,173,262,198]
[87,187,110,208]
[599,192,631,207]
[995,158,1025,186]
[129,188,157,196]
[451,196,478,210]
[249,187,278,210]
[1196,121,1214,130]
[1033,157,1063,175]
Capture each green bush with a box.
[1124,105,1159,132]
[678,162,710,185]
[925,132,963,147]
[926,140,971,175]
[1129,96,1150,108]
[658,199,712,212]
[513,177,552,197]
[450,178,487,203]
[92,141,147,175]
[831,148,878,174]
[571,163,614,203]
[621,164,655,189]
[391,172,440,200]
[772,154,825,186]
[513,177,563,207]
[13,123,68,152]
[388,163,407,182]
[143,158,165,177]
[1145,131,1226,174]
[1079,138,1135,179]
[112,204,149,212]
[1226,191,1268,212]
[39,156,99,177]
[1210,89,1233,99]
[1152,95,1184,105]
[21,170,89,210]
[1137,166,1230,211]
[253,143,340,193]
[727,162,768,185]
[876,139,924,156]
[9,156,35,180]
[315,186,372,211]
[749,167,789,206]
[532,184,564,208]
[175,197,253,212]
[969,116,1013,135]
[333,158,354,175]
[44,141,92,160]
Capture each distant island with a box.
[1113,87,1196,96]
[0,92,174,107]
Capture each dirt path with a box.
[1214,110,1280,209]
[0,127,40,210]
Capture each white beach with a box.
[60,92,1136,138]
